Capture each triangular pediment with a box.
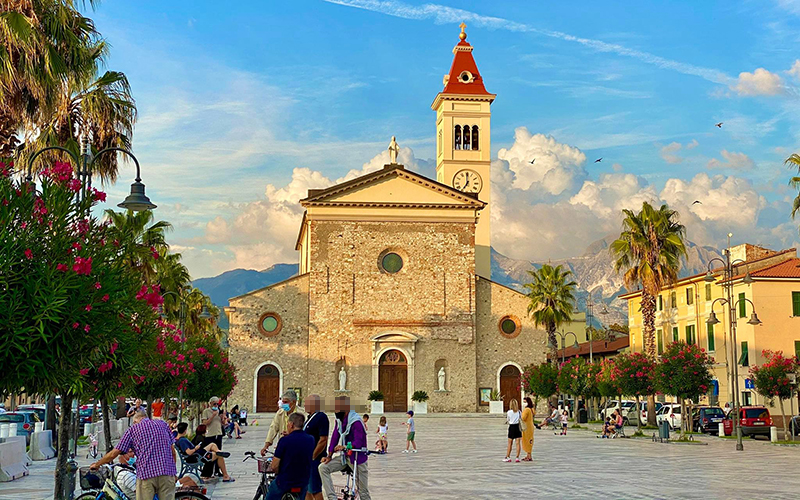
[301,164,484,208]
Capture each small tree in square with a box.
[557,358,594,418]
[612,352,656,432]
[597,358,621,404]
[655,341,714,439]
[522,362,558,416]
[750,350,800,435]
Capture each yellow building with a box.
[620,244,800,420]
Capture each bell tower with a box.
[432,23,496,278]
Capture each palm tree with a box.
[105,209,171,283]
[524,264,577,362]
[610,201,687,426]
[786,153,800,221]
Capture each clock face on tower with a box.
[452,169,483,194]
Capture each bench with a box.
[175,444,206,483]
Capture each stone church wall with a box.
[227,274,310,410]
[475,277,548,412]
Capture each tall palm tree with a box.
[524,264,577,362]
[786,153,800,221]
[610,201,687,425]
[105,209,171,283]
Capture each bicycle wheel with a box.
[74,492,103,500]
[175,491,211,500]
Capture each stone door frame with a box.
[370,331,418,411]
[253,361,283,412]
[497,362,523,409]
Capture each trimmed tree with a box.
[749,350,800,436]
[557,358,595,419]
[522,362,558,416]
[655,341,714,439]
[612,352,656,432]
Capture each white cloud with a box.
[660,142,684,164]
[686,139,699,149]
[707,150,755,170]
[732,68,785,96]
[788,59,800,80]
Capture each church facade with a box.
[225,26,583,413]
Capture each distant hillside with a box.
[192,264,298,328]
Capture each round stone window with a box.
[381,252,404,274]
[258,312,282,337]
[498,315,521,338]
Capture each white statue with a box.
[388,136,399,164]
[338,366,347,391]
[438,367,446,391]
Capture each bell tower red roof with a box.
[440,23,493,96]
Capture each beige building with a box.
[225,26,583,413]
[621,244,800,419]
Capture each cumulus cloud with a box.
[660,142,684,164]
[788,59,800,80]
[686,139,699,149]
[732,68,785,96]
[707,150,755,170]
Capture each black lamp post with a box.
[551,331,580,415]
[704,234,761,452]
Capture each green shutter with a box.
[657,329,663,354]
[707,323,715,351]
[739,341,749,366]
[738,292,746,318]
[686,287,693,305]
[672,327,679,342]
[705,284,712,302]
[794,340,800,359]
[685,325,695,345]
[671,292,676,308]
[658,295,663,311]
[792,292,800,317]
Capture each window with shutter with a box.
[672,327,679,342]
[738,292,746,318]
[686,287,693,305]
[658,295,663,311]
[705,284,712,302]
[794,340,800,360]
[657,329,663,354]
[792,292,800,317]
[671,291,677,308]
[685,325,695,345]
[707,323,715,351]
[739,341,749,366]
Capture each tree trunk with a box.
[548,324,558,365]
[635,395,642,433]
[147,398,154,419]
[680,397,686,440]
[101,399,113,454]
[779,398,787,441]
[532,396,539,421]
[116,397,126,419]
[53,393,73,500]
[687,400,694,433]
[640,291,659,427]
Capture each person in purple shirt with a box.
[319,396,371,500]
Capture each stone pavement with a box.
[1,414,799,499]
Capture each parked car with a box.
[723,406,771,437]
[656,403,682,430]
[692,406,726,434]
[16,404,46,421]
[78,407,95,432]
[0,411,41,444]
[600,400,637,424]
[790,415,800,436]
[626,401,665,426]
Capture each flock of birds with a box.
[525,123,724,204]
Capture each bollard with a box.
[0,424,9,439]
[7,426,15,437]
[718,422,725,437]
[770,426,778,442]
[34,422,44,433]
[83,422,94,437]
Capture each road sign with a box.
[744,378,754,389]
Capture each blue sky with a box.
[92,0,800,277]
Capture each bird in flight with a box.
[692,200,702,205]
[594,158,603,163]
[530,159,536,164]
[715,122,723,128]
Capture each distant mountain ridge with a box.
[193,237,722,329]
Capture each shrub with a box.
[411,390,429,403]
[368,390,384,401]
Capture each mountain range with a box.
[193,236,723,329]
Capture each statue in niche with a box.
[438,367,446,391]
[338,366,347,391]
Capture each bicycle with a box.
[243,450,304,500]
[74,464,210,500]
[86,431,99,459]
[335,447,375,500]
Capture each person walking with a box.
[302,395,328,500]
[402,411,416,453]
[319,396,371,500]
[559,409,569,435]
[504,399,522,462]
[90,411,177,500]
[200,396,224,478]
[261,390,307,455]
[520,397,534,461]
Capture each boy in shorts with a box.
[402,411,417,453]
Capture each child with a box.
[362,414,370,433]
[559,409,569,435]
[402,410,417,453]
[376,416,388,453]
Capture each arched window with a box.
[454,125,462,150]
[472,125,479,150]
[462,125,471,150]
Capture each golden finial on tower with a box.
[459,22,467,40]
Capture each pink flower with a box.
[110,342,118,355]
[177,354,185,361]
[98,361,113,373]
[91,188,106,203]
[20,221,27,229]
[79,368,89,376]
[67,178,81,192]
[151,246,159,259]
[72,322,80,329]
[85,304,92,312]
[24,248,32,260]
[101,294,109,302]
[84,324,91,332]
[73,256,92,275]
[94,282,102,290]
[57,263,68,272]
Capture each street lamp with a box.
[586,295,595,365]
[25,137,155,212]
[704,234,761,452]
[550,330,579,415]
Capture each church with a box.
[225,25,583,413]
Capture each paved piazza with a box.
[2,414,799,500]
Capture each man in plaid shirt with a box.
[91,411,177,500]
